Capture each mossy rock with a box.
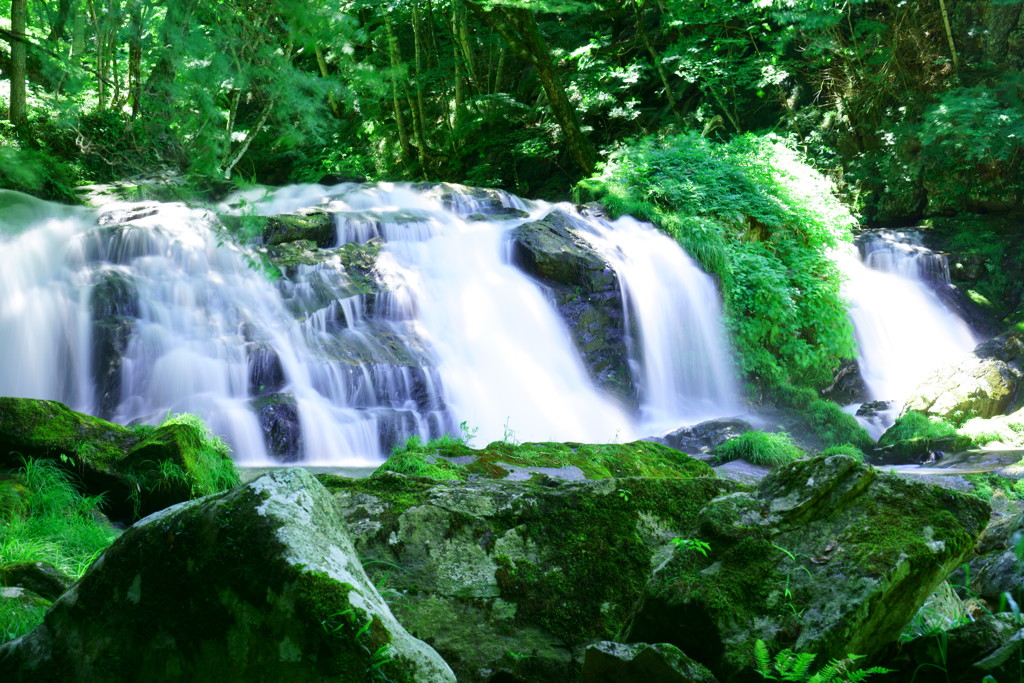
[876,410,972,460]
[376,439,714,482]
[320,470,740,681]
[262,209,335,248]
[629,455,991,680]
[0,469,455,682]
[0,398,238,521]
[904,331,1024,422]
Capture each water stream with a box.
[0,184,741,464]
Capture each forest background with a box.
[2,0,1023,396]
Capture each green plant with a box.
[806,400,875,451]
[754,639,893,682]
[714,431,804,468]
[820,444,867,462]
[671,537,711,557]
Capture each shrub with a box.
[714,431,804,468]
[578,132,857,392]
[806,399,875,451]
[821,444,867,462]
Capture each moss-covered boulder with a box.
[0,468,455,682]
[887,613,1024,683]
[0,398,238,520]
[628,455,990,680]
[904,331,1024,421]
[377,438,714,481]
[262,209,336,248]
[876,410,971,460]
[318,469,740,681]
[0,563,73,602]
[510,210,634,404]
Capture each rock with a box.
[821,360,870,405]
[466,208,529,222]
[581,641,718,682]
[0,469,455,683]
[89,270,138,419]
[319,469,740,681]
[955,509,1024,607]
[0,398,238,521]
[250,393,303,462]
[510,210,634,404]
[263,209,336,248]
[887,613,1024,683]
[247,344,286,397]
[0,563,73,602]
[650,419,754,457]
[855,400,896,418]
[96,204,160,227]
[904,330,1024,421]
[377,438,716,481]
[627,455,990,680]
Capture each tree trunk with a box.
[411,2,430,171]
[47,0,73,42]
[314,45,340,117]
[128,0,142,118]
[384,14,416,166]
[462,1,596,175]
[9,0,28,124]
[632,0,677,114]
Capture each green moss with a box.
[821,444,867,462]
[806,399,875,451]
[713,431,804,468]
[374,438,714,482]
[964,472,1024,501]
[877,410,970,457]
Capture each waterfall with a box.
[842,230,977,434]
[0,184,740,463]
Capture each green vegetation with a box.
[713,431,804,468]
[820,444,867,463]
[805,400,875,452]
[0,459,120,640]
[964,473,1024,502]
[577,133,856,392]
[876,411,969,458]
[754,640,893,682]
[144,413,241,499]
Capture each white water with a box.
[0,183,740,463]
[842,230,977,435]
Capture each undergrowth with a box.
[714,431,804,468]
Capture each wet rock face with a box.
[262,209,336,248]
[581,641,718,682]
[251,393,303,462]
[89,270,139,420]
[509,210,635,405]
[904,331,1024,421]
[0,469,455,683]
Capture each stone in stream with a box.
[0,468,455,683]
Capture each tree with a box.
[9,0,28,125]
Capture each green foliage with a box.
[714,431,804,468]
[671,537,711,556]
[964,473,1024,503]
[583,132,857,392]
[820,444,866,462]
[0,459,120,640]
[805,400,875,451]
[754,639,893,682]
[155,413,241,497]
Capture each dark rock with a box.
[318,173,366,185]
[953,509,1024,607]
[581,642,718,682]
[904,330,1024,420]
[0,563,73,602]
[250,393,303,462]
[934,282,1002,338]
[247,345,286,397]
[466,208,530,222]
[627,455,991,679]
[89,270,138,419]
[650,418,753,456]
[886,613,1024,683]
[0,469,455,682]
[510,210,634,405]
[263,209,336,248]
[820,360,869,405]
[856,400,897,418]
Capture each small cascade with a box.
[569,211,740,432]
[0,183,742,463]
[842,230,977,435]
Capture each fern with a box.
[754,641,894,682]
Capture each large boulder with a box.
[320,464,739,681]
[581,641,718,682]
[626,455,990,680]
[904,331,1024,421]
[510,210,634,404]
[0,468,455,683]
[649,419,754,458]
[887,613,1024,682]
[261,209,336,248]
[0,398,239,521]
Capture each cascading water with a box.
[0,183,740,464]
[841,230,977,435]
